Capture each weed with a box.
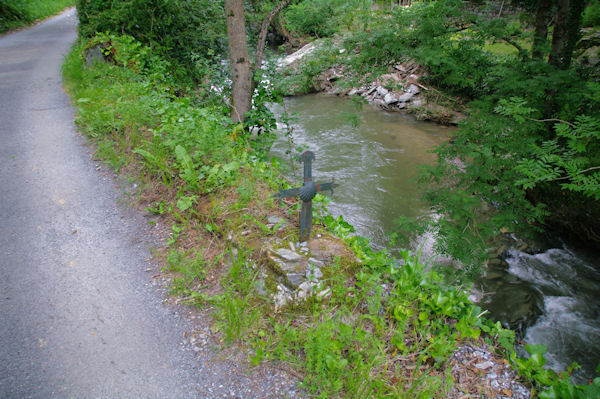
[212,248,261,344]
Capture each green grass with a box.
[0,0,75,33]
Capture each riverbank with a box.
[274,40,467,126]
[271,31,600,390]
[61,29,600,397]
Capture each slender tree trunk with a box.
[561,0,585,67]
[549,0,569,67]
[225,0,252,123]
[548,0,584,69]
[532,0,552,59]
[254,0,293,73]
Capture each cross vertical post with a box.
[272,151,338,243]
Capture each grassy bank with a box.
[62,34,599,398]
[0,0,74,34]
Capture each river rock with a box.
[348,88,360,96]
[362,86,376,97]
[376,86,389,96]
[397,92,414,102]
[407,73,420,83]
[379,73,401,83]
[373,99,386,108]
[384,92,398,105]
[407,84,420,94]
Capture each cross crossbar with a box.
[272,151,338,242]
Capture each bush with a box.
[582,0,600,27]
[76,0,225,83]
[283,0,336,37]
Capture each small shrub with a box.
[283,0,336,38]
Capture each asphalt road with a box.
[0,9,210,398]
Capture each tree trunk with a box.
[549,0,569,67]
[532,0,552,59]
[561,0,585,67]
[548,0,584,68]
[225,0,252,123]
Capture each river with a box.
[269,94,600,384]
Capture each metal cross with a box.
[273,151,338,242]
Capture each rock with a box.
[372,99,386,108]
[305,264,323,280]
[394,63,407,72]
[379,73,401,83]
[407,74,420,83]
[85,45,106,67]
[268,215,284,224]
[308,258,325,268]
[286,273,305,288]
[268,247,308,274]
[296,281,318,300]
[383,92,398,105]
[273,248,303,262]
[376,86,389,96]
[277,42,319,69]
[397,92,414,102]
[308,237,352,262]
[317,288,331,299]
[406,61,417,71]
[362,87,376,97]
[273,284,292,309]
[396,102,407,109]
[412,99,423,107]
[407,84,420,94]
[475,361,494,370]
[348,88,360,96]
[255,278,267,296]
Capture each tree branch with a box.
[528,117,576,128]
[501,36,526,55]
[254,0,293,74]
[551,166,600,182]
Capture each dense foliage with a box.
[76,0,226,84]
[327,0,600,267]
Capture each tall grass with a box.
[1,0,74,33]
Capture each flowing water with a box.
[270,94,600,383]
[270,94,451,247]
